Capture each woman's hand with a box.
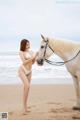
[23,58,33,66]
[32,52,38,64]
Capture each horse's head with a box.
[37,34,54,65]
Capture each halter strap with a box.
[45,50,80,66]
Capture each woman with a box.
[18,39,38,115]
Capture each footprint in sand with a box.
[49,108,58,113]
[72,116,80,119]
[47,102,62,105]
[9,111,13,115]
[27,106,31,109]
[9,109,31,116]
[69,99,76,102]
[49,107,72,113]
[61,107,73,112]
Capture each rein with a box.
[44,40,80,66]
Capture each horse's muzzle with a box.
[37,59,44,65]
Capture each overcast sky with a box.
[0,0,80,52]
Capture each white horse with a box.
[37,34,80,110]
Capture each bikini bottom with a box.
[26,71,31,76]
[21,65,31,77]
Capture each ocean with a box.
[0,53,72,85]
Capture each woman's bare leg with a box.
[26,72,32,108]
[27,72,32,84]
[18,67,31,114]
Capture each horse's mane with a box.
[50,38,80,47]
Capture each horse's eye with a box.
[41,46,44,49]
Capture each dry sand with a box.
[0,84,80,120]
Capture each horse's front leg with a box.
[72,75,80,110]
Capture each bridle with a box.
[43,39,54,59]
[42,39,80,66]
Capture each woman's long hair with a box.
[20,39,29,51]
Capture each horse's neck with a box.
[49,39,78,61]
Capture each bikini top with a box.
[25,50,34,59]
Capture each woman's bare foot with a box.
[23,111,27,115]
[22,108,31,115]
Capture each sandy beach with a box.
[0,84,80,120]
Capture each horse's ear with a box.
[41,34,45,40]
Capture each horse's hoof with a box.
[73,106,80,111]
